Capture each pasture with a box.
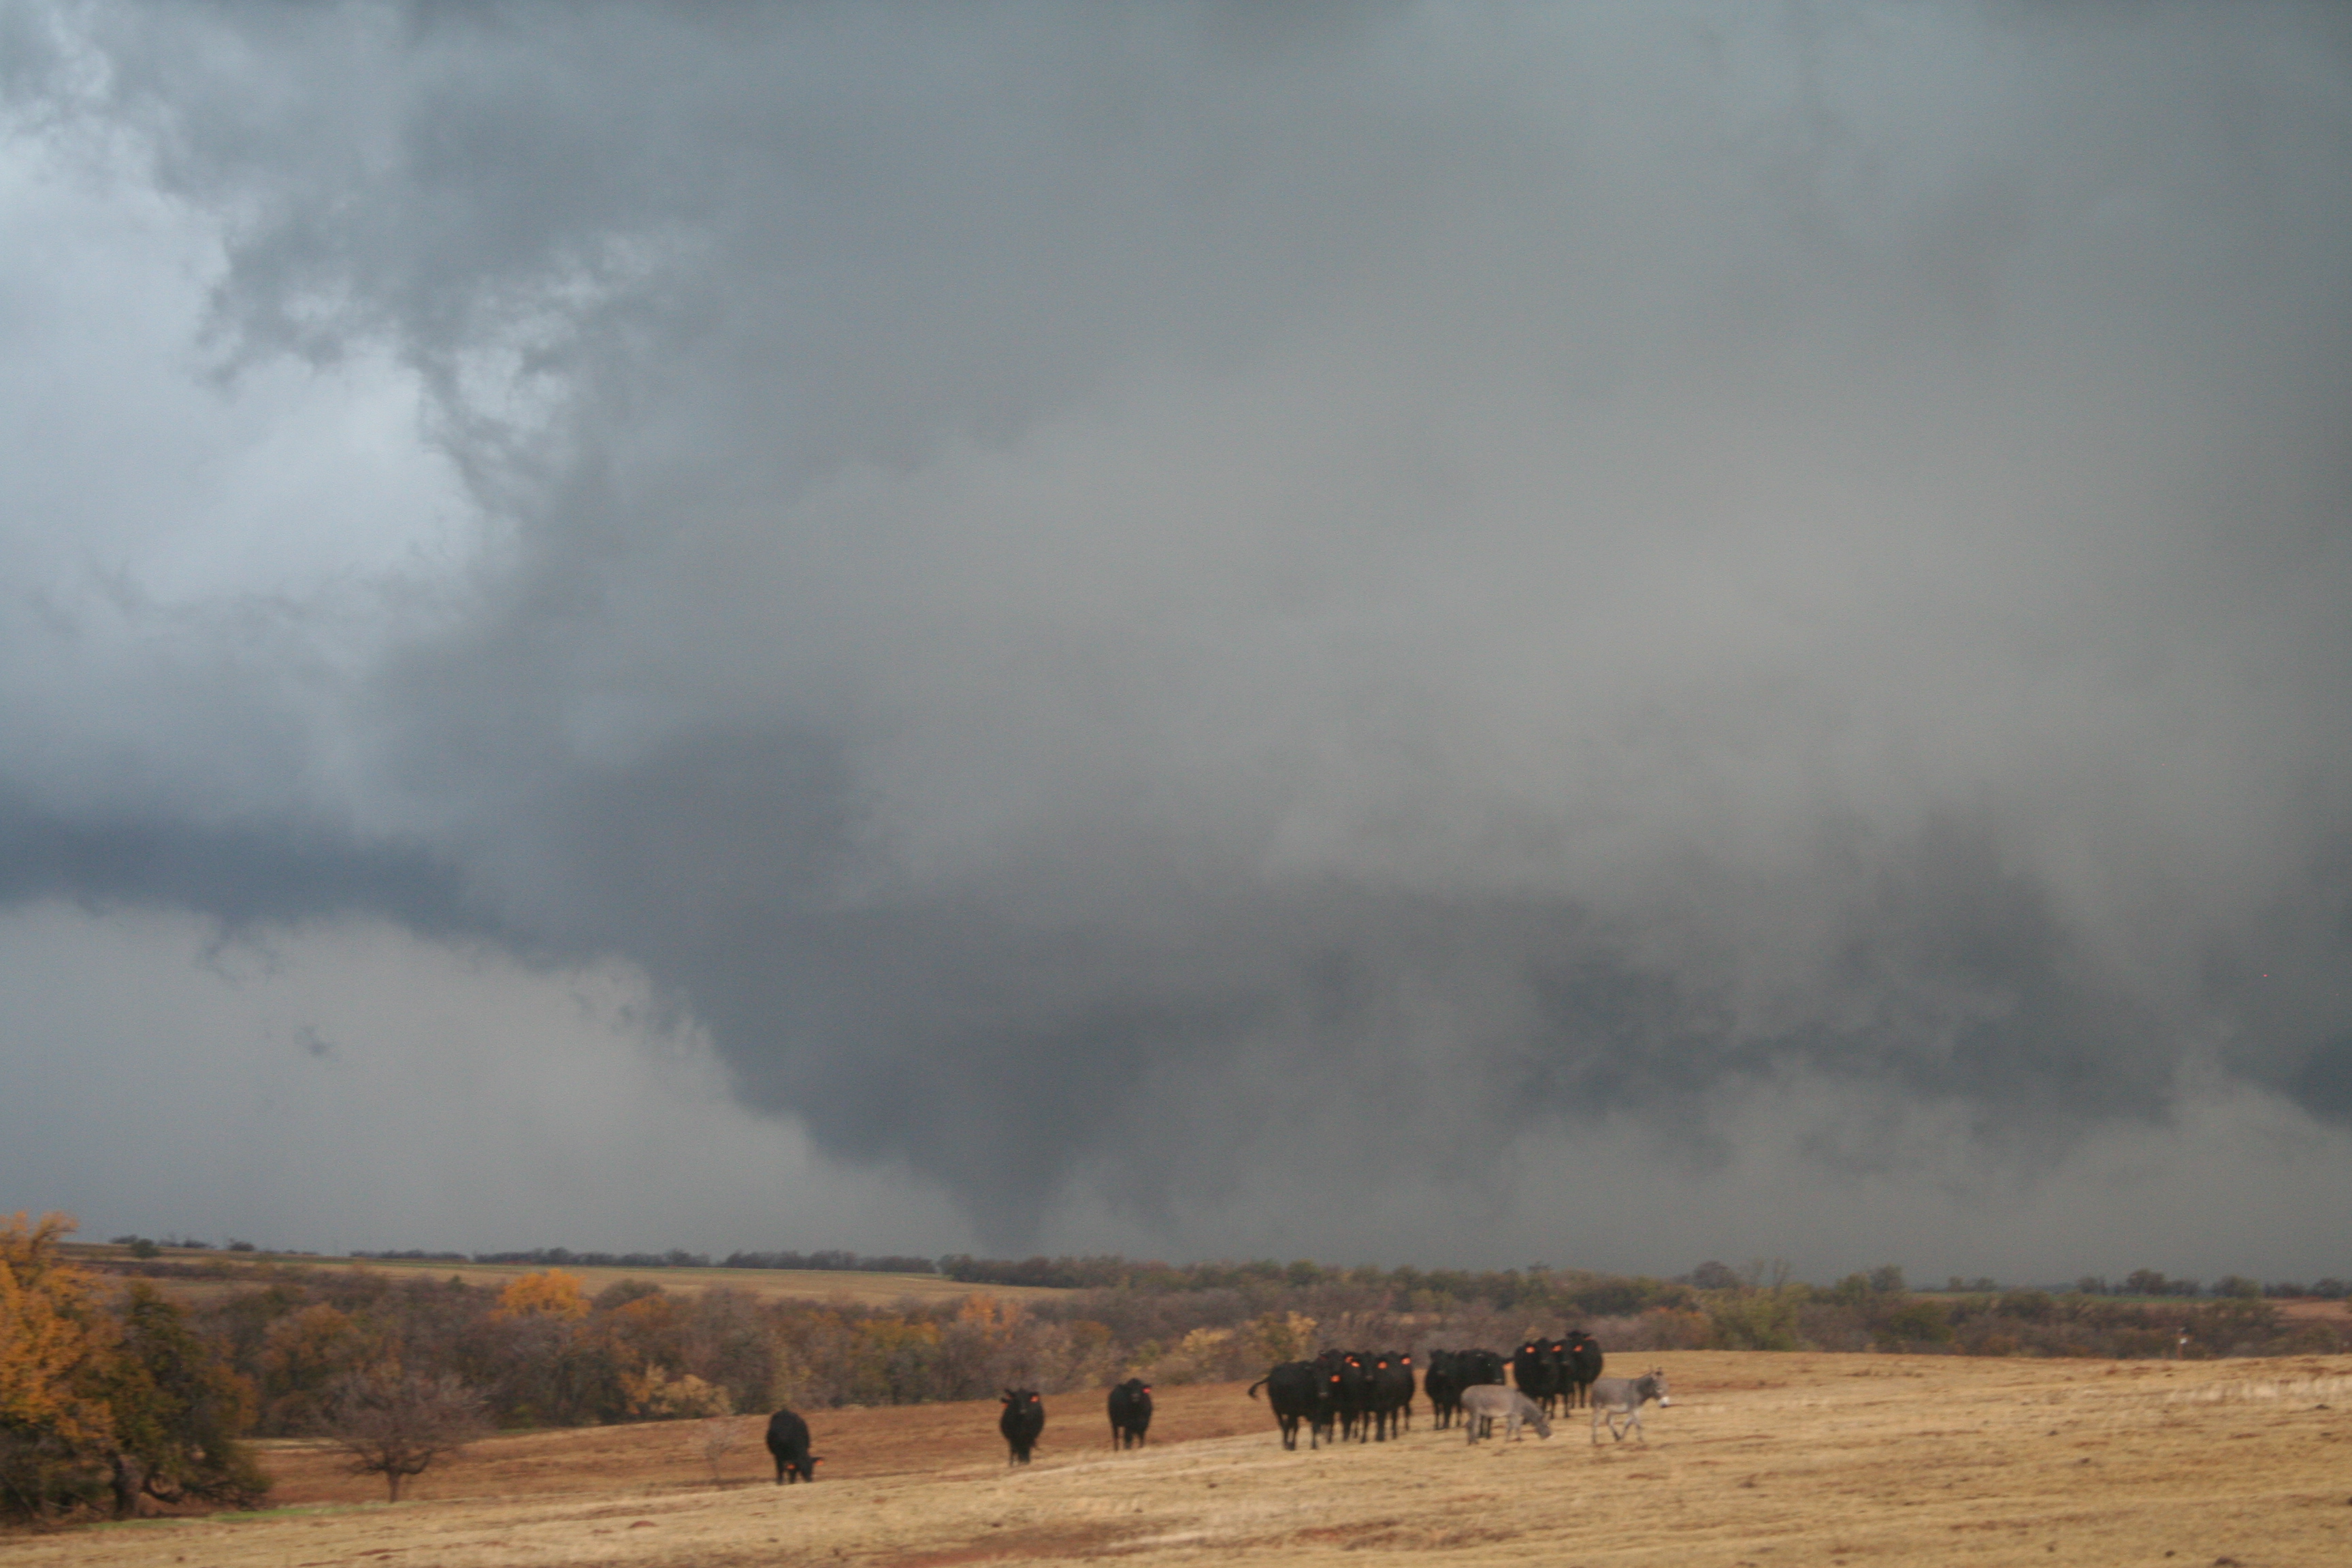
[59,1245,1069,1308]
[16,1351,2351,1567]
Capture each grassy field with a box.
[14,1350,2350,1567]
[59,1245,1070,1307]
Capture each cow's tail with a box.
[1246,1378,1268,1401]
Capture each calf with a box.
[1458,1384,1551,1445]
[999,1388,1045,1465]
[765,1408,821,1483]
[1107,1378,1153,1450]
[1588,1369,1670,1445]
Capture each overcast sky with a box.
[3,3,2349,1284]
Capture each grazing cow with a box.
[1248,1361,1328,1451]
[765,1408,821,1484]
[1365,1352,1414,1441]
[1459,1384,1552,1445]
[1423,1350,1464,1430]
[999,1388,1045,1465]
[1588,1369,1670,1445]
[1512,1339,1556,1413]
[1107,1378,1154,1450]
[1563,1331,1604,1409]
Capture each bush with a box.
[1708,1288,1802,1351]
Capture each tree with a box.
[495,1271,589,1322]
[100,1284,266,1516]
[0,1213,116,1518]
[321,1365,485,1501]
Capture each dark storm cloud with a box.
[0,785,474,933]
[8,2,2352,1247]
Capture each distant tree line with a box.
[160,1241,2352,1305]
[721,1251,938,1274]
[1688,1265,2345,1357]
[2063,1270,2350,1300]
[344,1247,941,1274]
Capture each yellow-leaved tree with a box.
[495,1270,590,1321]
[0,1212,116,1515]
[1,1213,267,1519]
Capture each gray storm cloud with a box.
[5,2,2351,1252]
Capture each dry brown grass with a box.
[59,1247,1068,1308]
[16,1352,2351,1567]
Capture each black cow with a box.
[1454,1348,1507,1438]
[1423,1349,1464,1430]
[1107,1378,1154,1450]
[1248,1360,1328,1450]
[1534,1339,1566,1415]
[765,1408,821,1484]
[1315,1349,1371,1442]
[1563,1331,1604,1409]
[1512,1339,1556,1413]
[999,1388,1045,1465]
[1365,1351,1415,1441]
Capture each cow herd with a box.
[1250,1332,1608,1452]
[765,1328,1663,1482]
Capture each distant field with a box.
[59,1245,1071,1307]
[15,1350,2351,1567]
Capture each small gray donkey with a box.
[1588,1369,1671,1444]
[1457,1384,1550,1445]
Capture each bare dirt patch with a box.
[2274,1296,2352,1324]
[14,1353,2352,1567]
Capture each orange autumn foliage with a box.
[0,1211,116,1454]
[495,1270,591,1322]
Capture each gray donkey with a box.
[1458,1384,1550,1445]
[1588,1368,1671,1444]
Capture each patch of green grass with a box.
[215,1503,382,1522]
[86,1502,383,1530]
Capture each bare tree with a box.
[696,1416,745,1484]
[321,1366,486,1501]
